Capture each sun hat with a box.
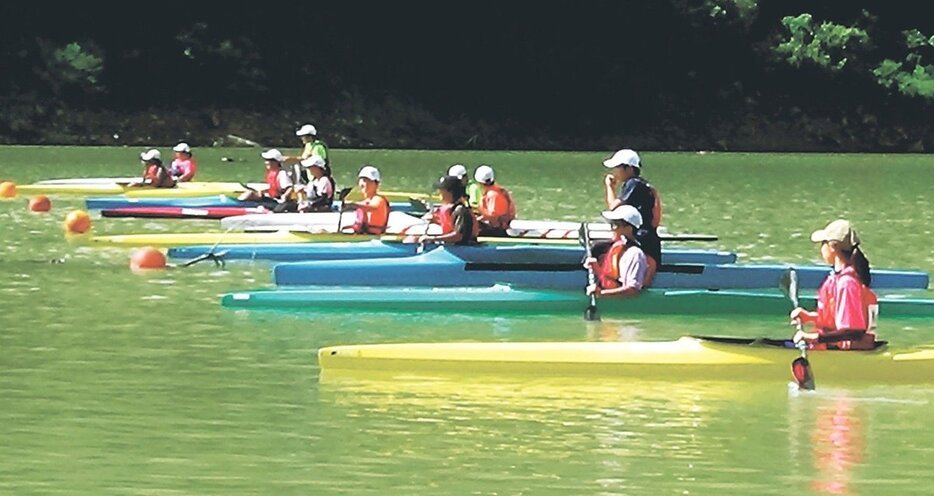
[811,219,860,250]
[447,164,468,179]
[301,156,326,169]
[602,205,643,229]
[474,165,495,184]
[295,124,317,137]
[603,149,641,169]
[261,149,284,162]
[140,149,161,161]
[358,165,381,182]
[172,143,191,153]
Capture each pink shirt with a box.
[815,266,868,332]
[616,245,648,290]
[170,158,197,182]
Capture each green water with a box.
[2,147,934,495]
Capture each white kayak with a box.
[221,213,716,241]
[37,177,142,185]
[221,210,434,235]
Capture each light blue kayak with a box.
[168,240,738,265]
[85,195,422,213]
[272,247,930,290]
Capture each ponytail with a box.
[851,246,872,287]
[838,244,872,286]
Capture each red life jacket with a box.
[480,185,517,229]
[145,164,176,188]
[435,203,480,240]
[265,168,282,198]
[596,239,657,289]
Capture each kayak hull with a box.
[171,241,737,265]
[87,195,266,210]
[273,247,930,290]
[222,285,934,318]
[318,336,934,384]
[76,231,381,247]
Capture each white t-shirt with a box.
[305,176,333,199]
[617,245,648,290]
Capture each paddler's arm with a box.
[587,284,640,299]
[604,174,622,210]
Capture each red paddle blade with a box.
[791,357,815,390]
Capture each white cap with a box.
[447,164,468,179]
[474,164,495,184]
[261,149,284,162]
[301,156,326,169]
[140,149,161,161]
[603,149,641,169]
[295,124,317,136]
[172,142,191,153]
[358,165,381,182]
[602,205,643,229]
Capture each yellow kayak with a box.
[72,230,379,248]
[15,181,269,198]
[318,336,934,385]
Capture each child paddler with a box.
[584,205,653,299]
[474,164,516,237]
[129,149,176,188]
[418,175,478,245]
[791,219,879,350]
[237,149,295,207]
[344,165,390,234]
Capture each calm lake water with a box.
[1,147,933,494]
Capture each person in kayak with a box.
[418,175,478,245]
[129,149,176,188]
[284,124,330,181]
[602,149,662,267]
[584,205,654,299]
[791,219,879,350]
[344,165,389,234]
[237,149,295,207]
[474,164,517,237]
[170,143,198,182]
[298,156,335,212]
[447,163,482,207]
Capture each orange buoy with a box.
[130,246,167,271]
[64,210,92,234]
[0,181,15,198]
[29,195,52,212]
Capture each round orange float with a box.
[64,210,92,234]
[29,195,52,212]
[0,181,15,198]
[130,247,167,271]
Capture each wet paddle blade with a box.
[584,301,600,321]
[791,356,815,390]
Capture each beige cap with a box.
[358,165,381,182]
[261,149,284,162]
[140,149,161,161]
[810,219,860,250]
[603,149,641,169]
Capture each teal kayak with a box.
[221,285,934,318]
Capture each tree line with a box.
[0,1,931,151]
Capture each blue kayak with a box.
[168,240,738,265]
[272,247,930,290]
[85,195,421,213]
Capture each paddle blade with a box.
[337,187,353,201]
[791,356,815,390]
[584,303,600,321]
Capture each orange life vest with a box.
[145,164,176,188]
[435,203,479,241]
[479,184,517,229]
[352,194,390,234]
[596,239,657,289]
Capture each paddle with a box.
[335,187,353,233]
[181,249,230,268]
[781,268,815,390]
[408,197,431,214]
[579,223,600,321]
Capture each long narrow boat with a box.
[38,177,142,185]
[74,231,384,247]
[169,240,737,264]
[317,336,934,384]
[16,181,270,198]
[99,201,422,219]
[219,215,715,241]
[222,285,934,318]
[87,195,269,210]
[273,247,930,290]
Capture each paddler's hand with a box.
[583,257,598,270]
[586,284,601,297]
[604,174,616,188]
[417,235,431,244]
